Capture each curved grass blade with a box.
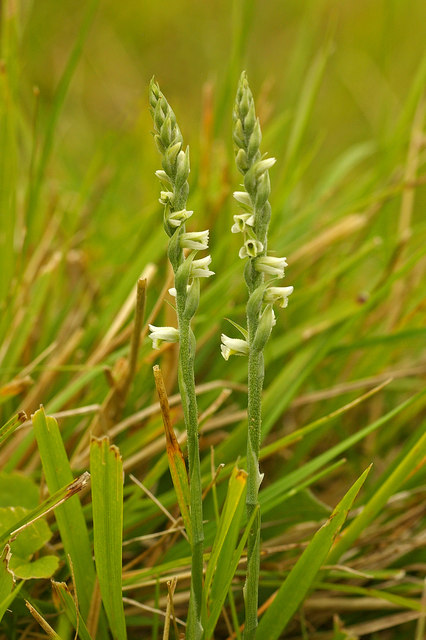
[256,466,371,640]
[90,437,127,640]
[327,423,426,565]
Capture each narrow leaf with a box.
[0,411,27,446]
[256,466,371,640]
[327,426,426,564]
[52,581,94,640]
[32,407,96,622]
[90,437,127,640]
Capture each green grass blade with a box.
[327,422,426,565]
[203,466,247,629]
[0,411,26,446]
[204,505,259,640]
[52,581,94,640]
[256,466,371,640]
[32,407,97,623]
[90,437,127,640]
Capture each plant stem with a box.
[244,342,264,639]
[176,311,204,640]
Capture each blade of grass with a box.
[0,411,27,446]
[204,504,258,640]
[32,407,98,625]
[52,581,94,640]
[256,466,371,640]
[90,436,127,640]
[202,466,247,629]
[327,421,426,565]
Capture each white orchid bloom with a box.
[264,286,294,308]
[255,256,288,277]
[159,191,174,205]
[167,209,194,228]
[180,230,209,251]
[220,334,249,360]
[148,324,179,350]
[238,238,263,259]
[190,255,214,278]
[231,213,255,234]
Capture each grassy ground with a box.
[1,1,425,638]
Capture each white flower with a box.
[180,230,209,251]
[167,209,193,228]
[233,191,252,207]
[255,256,288,277]
[231,213,255,234]
[159,191,174,205]
[148,325,179,350]
[220,334,249,360]
[238,238,263,259]
[264,286,294,308]
[190,255,214,278]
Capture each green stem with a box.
[243,310,264,639]
[177,310,204,640]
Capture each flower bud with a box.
[184,278,200,319]
[175,147,190,188]
[252,305,276,351]
[235,148,249,174]
[254,156,276,178]
[233,191,252,207]
[155,169,172,185]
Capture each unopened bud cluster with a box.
[148,78,214,350]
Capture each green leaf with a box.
[0,506,52,560]
[90,436,127,640]
[11,555,59,580]
[256,466,371,640]
[32,407,97,622]
[204,505,259,640]
[0,472,39,508]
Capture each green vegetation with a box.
[1,1,425,639]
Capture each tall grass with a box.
[0,1,426,639]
